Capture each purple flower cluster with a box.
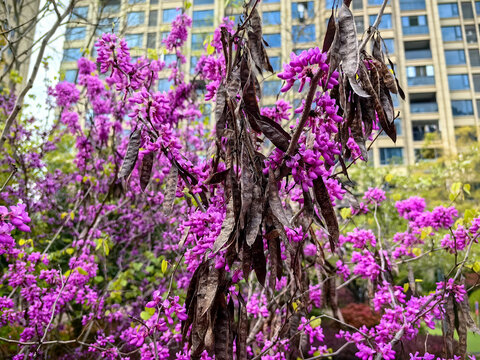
[340,228,376,249]
[395,196,427,220]
[277,47,338,93]
[163,13,192,51]
[363,187,386,205]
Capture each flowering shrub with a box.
[0,1,478,360]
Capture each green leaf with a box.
[310,316,321,328]
[77,267,88,276]
[473,261,480,273]
[463,183,471,195]
[450,182,461,195]
[340,207,351,219]
[66,248,74,255]
[103,241,110,256]
[140,311,152,320]
[403,283,409,292]
[146,307,156,316]
[161,259,168,274]
[207,44,215,55]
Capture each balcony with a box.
[404,40,431,60]
[399,0,426,10]
[410,102,438,113]
[412,121,439,141]
[402,25,429,35]
[407,76,435,86]
[405,49,432,59]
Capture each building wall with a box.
[60,0,480,166]
[1,0,41,88]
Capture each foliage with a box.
[0,1,479,360]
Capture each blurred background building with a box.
[1,0,41,89]
[59,0,480,166]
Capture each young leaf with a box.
[161,259,168,274]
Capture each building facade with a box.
[1,0,41,89]
[60,0,480,166]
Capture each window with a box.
[448,74,470,90]
[163,8,180,23]
[415,149,441,162]
[263,0,280,3]
[192,33,207,50]
[125,34,143,47]
[193,10,214,27]
[401,15,428,35]
[465,25,477,43]
[451,100,474,116]
[370,14,392,30]
[151,0,158,3]
[381,118,403,136]
[161,31,170,41]
[352,0,363,9]
[264,34,281,47]
[263,80,282,96]
[473,74,480,92]
[147,33,156,49]
[270,56,281,72]
[404,40,431,59]
[383,39,394,54]
[477,1,480,13]
[96,17,120,35]
[380,148,403,165]
[445,49,466,65]
[102,0,120,13]
[368,0,384,5]
[65,27,86,41]
[263,11,281,25]
[461,2,474,18]
[64,69,78,83]
[127,12,145,26]
[292,25,315,43]
[469,49,480,66]
[129,0,146,3]
[410,93,438,113]
[326,0,335,8]
[438,3,459,18]
[191,56,199,74]
[158,78,173,92]
[400,0,425,10]
[164,54,177,65]
[292,2,315,21]
[149,10,158,27]
[442,26,463,41]
[412,121,439,141]
[195,0,214,4]
[406,65,435,86]
[355,17,364,33]
[71,6,88,20]
[63,48,82,62]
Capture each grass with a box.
[427,325,480,354]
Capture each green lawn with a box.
[427,326,480,353]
